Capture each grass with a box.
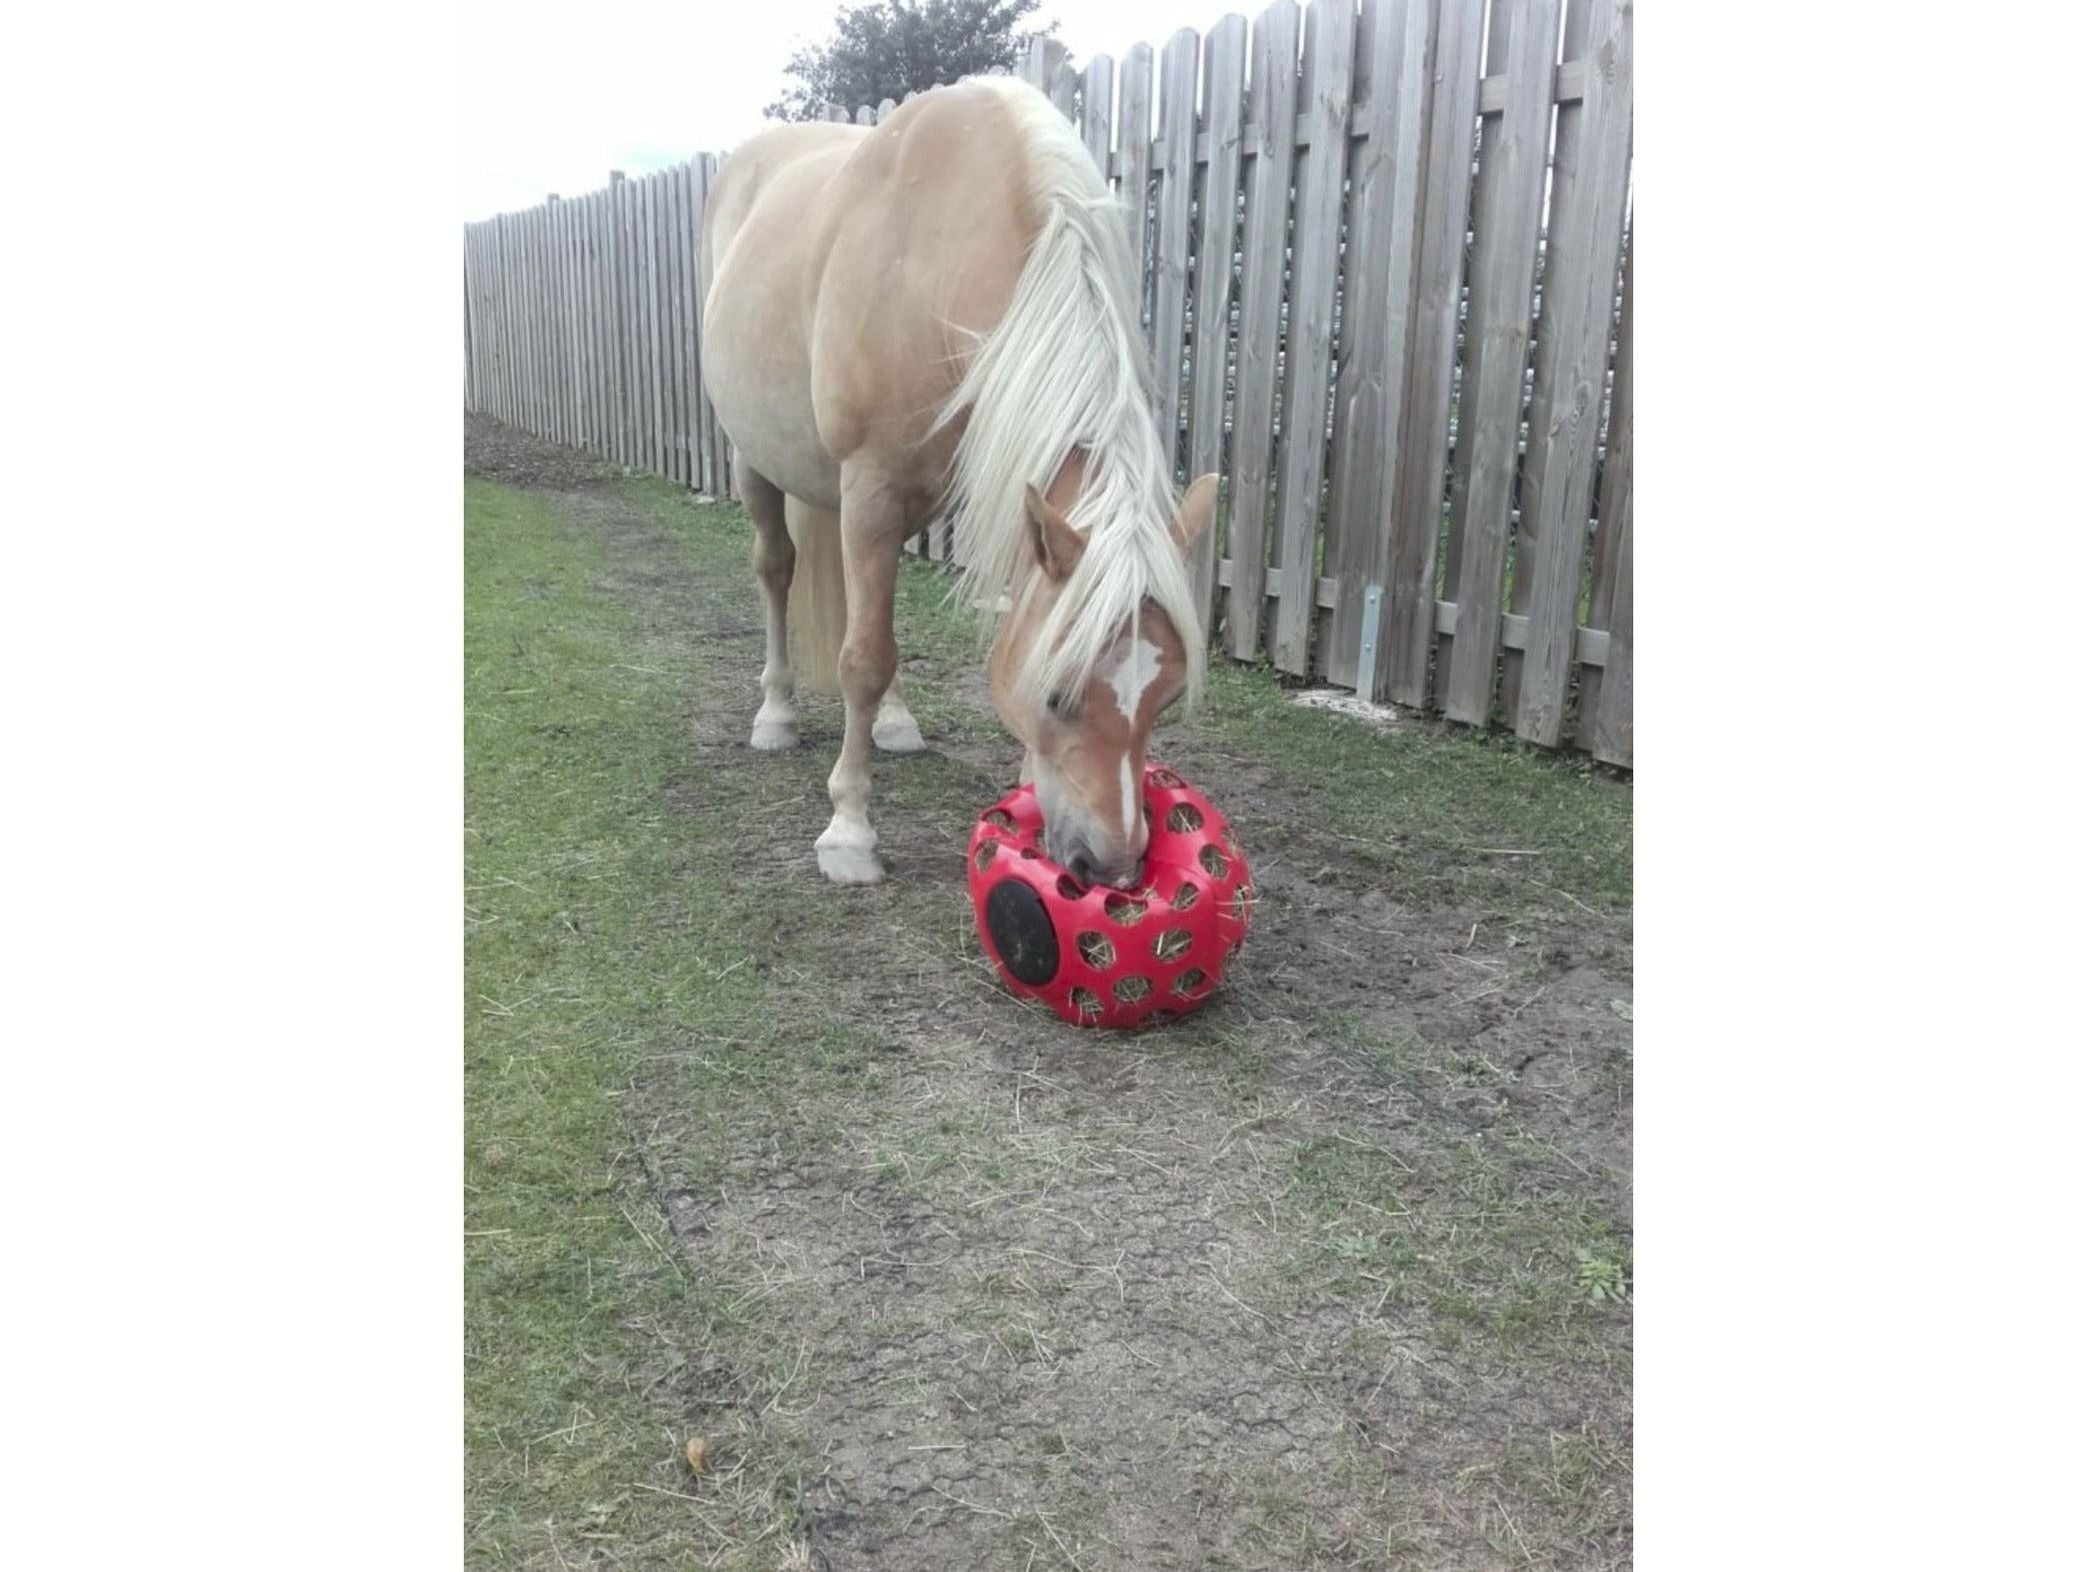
[466,478,854,1569]
[466,461,1631,1568]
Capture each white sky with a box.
[462,0,1256,219]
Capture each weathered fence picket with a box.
[1151,30,1198,468]
[1268,0,1356,676]
[1081,55,1114,180]
[1185,12,1248,628]
[1504,0,1632,745]
[1220,0,1301,663]
[1441,0,1557,726]
[463,0,1632,763]
[1116,42,1155,332]
[1321,0,1439,691]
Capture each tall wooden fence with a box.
[463,0,1633,766]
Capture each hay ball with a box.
[967,763,1252,1028]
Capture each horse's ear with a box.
[1025,483,1086,581]
[1170,473,1220,559]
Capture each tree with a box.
[765,0,1056,123]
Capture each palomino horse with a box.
[701,77,1216,887]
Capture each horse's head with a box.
[989,474,1218,889]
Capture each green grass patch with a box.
[466,477,843,1569]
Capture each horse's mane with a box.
[934,75,1205,711]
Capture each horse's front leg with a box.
[814,478,909,885]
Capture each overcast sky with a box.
[462,0,1256,220]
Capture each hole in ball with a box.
[1199,844,1230,879]
[1231,884,1253,923]
[1172,967,1208,998]
[1149,768,1184,789]
[1076,931,1115,969]
[1103,892,1147,927]
[1113,974,1153,1004]
[1170,881,1200,911]
[973,841,999,873]
[1165,802,1205,833]
[1069,986,1104,1021]
[1019,846,1041,860]
[1153,928,1193,963]
[1055,874,1086,901]
[983,808,1015,828]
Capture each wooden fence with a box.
[462,0,1633,766]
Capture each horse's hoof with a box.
[873,710,926,754]
[750,714,799,751]
[816,842,885,885]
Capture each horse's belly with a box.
[708,369,842,511]
[704,173,845,512]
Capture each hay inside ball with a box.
[967,763,1252,1028]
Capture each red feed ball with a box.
[967,762,1253,1028]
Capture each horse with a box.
[700,76,1217,888]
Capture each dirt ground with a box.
[466,415,1632,1569]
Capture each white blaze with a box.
[1119,753,1136,838]
[1108,637,1163,722]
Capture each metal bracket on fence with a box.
[1355,583,1383,700]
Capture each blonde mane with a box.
[934,76,1206,711]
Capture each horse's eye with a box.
[1046,691,1071,716]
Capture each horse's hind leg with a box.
[872,676,925,753]
[739,462,799,751]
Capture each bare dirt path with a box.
[466,416,1631,1570]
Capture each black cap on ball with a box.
[984,878,1059,986]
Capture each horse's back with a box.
[703,87,1039,510]
[704,122,861,274]
[702,124,865,506]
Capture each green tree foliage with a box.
[765,0,1057,122]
